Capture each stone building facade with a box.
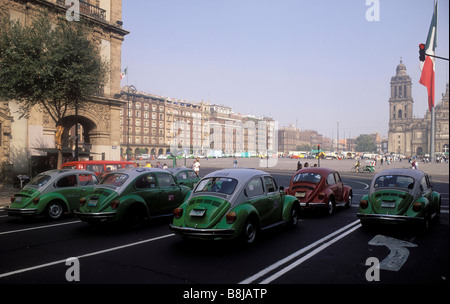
[0,0,128,180]
[388,60,449,156]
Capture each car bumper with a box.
[73,210,116,222]
[300,202,327,209]
[169,224,235,240]
[5,206,38,216]
[357,213,424,224]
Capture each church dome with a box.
[396,59,407,76]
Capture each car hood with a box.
[289,182,319,202]
[369,190,414,215]
[182,196,231,229]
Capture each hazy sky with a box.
[120,0,449,140]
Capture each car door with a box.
[333,172,344,202]
[155,172,183,216]
[245,177,272,227]
[74,173,98,210]
[55,174,81,208]
[134,173,162,216]
[326,173,341,204]
[420,175,433,210]
[263,176,283,222]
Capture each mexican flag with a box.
[121,67,127,80]
[419,1,437,111]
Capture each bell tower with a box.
[388,59,414,155]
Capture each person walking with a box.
[233,157,238,167]
[193,158,200,176]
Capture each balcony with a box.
[56,0,106,21]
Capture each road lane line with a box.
[0,233,174,279]
[260,223,361,284]
[0,220,82,236]
[239,220,361,284]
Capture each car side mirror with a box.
[279,186,284,191]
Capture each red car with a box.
[285,167,352,215]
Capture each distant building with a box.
[388,60,449,156]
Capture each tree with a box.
[0,11,108,167]
[355,134,377,153]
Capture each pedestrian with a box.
[297,161,302,171]
[233,157,238,167]
[193,158,200,176]
[145,162,152,168]
[156,161,163,169]
[163,163,168,169]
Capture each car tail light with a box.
[79,197,86,207]
[412,202,422,212]
[110,200,120,210]
[318,193,325,200]
[226,211,237,224]
[10,196,15,203]
[173,208,183,219]
[360,200,369,209]
[33,197,40,205]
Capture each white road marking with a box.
[239,220,361,284]
[0,233,174,279]
[0,220,82,235]
[368,235,417,271]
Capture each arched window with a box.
[398,109,403,119]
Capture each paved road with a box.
[0,170,447,294]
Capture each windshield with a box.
[27,174,52,188]
[292,172,322,184]
[100,173,129,188]
[194,177,238,195]
[374,175,415,189]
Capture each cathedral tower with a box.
[388,59,415,155]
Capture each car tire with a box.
[288,204,300,228]
[345,192,353,208]
[45,201,64,220]
[124,205,146,229]
[327,198,335,215]
[241,218,258,244]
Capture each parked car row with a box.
[6,164,441,244]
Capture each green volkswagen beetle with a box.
[169,168,301,244]
[7,169,98,220]
[357,168,441,229]
[165,167,200,189]
[74,167,191,227]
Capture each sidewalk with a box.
[1,158,448,209]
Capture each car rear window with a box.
[27,174,52,188]
[293,172,322,184]
[374,175,415,189]
[101,173,129,187]
[195,177,238,195]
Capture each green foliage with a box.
[355,134,377,152]
[0,12,108,123]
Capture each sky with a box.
[120,0,449,140]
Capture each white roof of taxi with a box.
[203,168,270,182]
[373,168,426,180]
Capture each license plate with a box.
[15,196,22,203]
[295,192,306,198]
[381,201,395,208]
[88,199,98,207]
[189,209,206,217]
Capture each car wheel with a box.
[327,198,335,215]
[45,201,64,220]
[345,192,353,208]
[124,205,146,229]
[288,205,300,228]
[242,218,258,244]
